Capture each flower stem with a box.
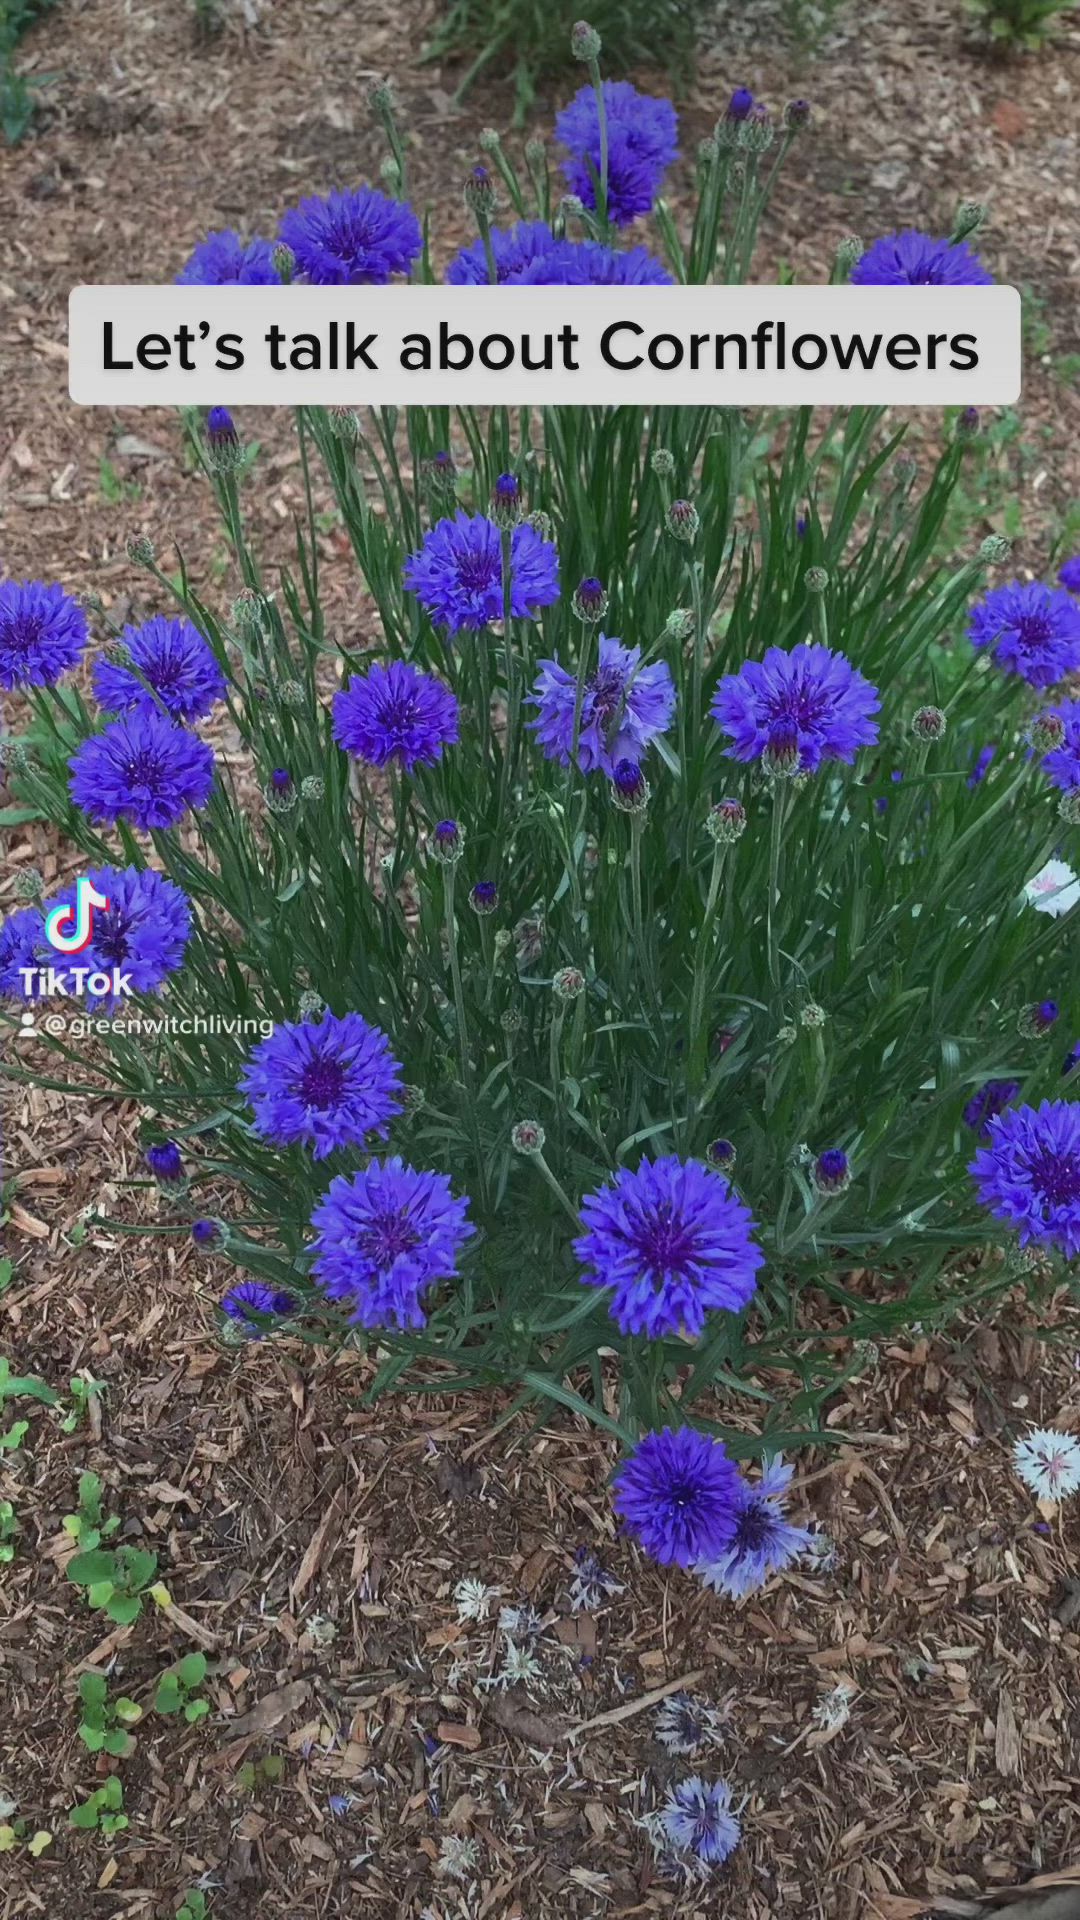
[767,781,790,993]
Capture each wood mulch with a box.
[3,0,1080,1914]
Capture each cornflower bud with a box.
[610,758,649,813]
[1018,999,1059,1038]
[298,990,326,1020]
[272,241,295,282]
[511,1119,546,1154]
[1029,711,1065,753]
[470,880,499,915]
[980,535,1011,564]
[431,818,465,864]
[706,797,746,843]
[800,1002,827,1029]
[650,447,676,478]
[205,406,243,473]
[464,165,498,217]
[812,1148,851,1195]
[570,18,601,60]
[126,533,156,566]
[911,705,947,742]
[573,576,608,623]
[784,98,812,130]
[666,499,699,543]
[804,566,829,593]
[490,471,523,528]
[553,965,586,1001]
[706,1138,737,1171]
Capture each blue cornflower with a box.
[556,81,678,225]
[575,1155,762,1338]
[240,1012,404,1160]
[0,580,88,690]
[611,1426,743,1569]
[1041,701,1080,792]
[726,87,756,120]
[970,1099,1080,1258]
[278,187,421,284]
[963,1079,1019,1135]
[968,743,996,787]
[1059,555,1080,593]
[206,407,238,452]
[515,240,674,285]
[177,229,278,285]
[333,661,459,773]
[968,583,1080,688]
[530,634,676,778]
[43,865,191,1006]
[711,644,880,774]
[68,710,215,831]
[446,220,559,284]
[404,512,560,636]
[146,1140,184,1183]
[655,1777,741,1872]
[191,1218,226,1250]
[0,906,47,999]
[92,615,226,723]
[308,1156,475,1329]
[696,1458,813,1598]
[851,230,993,286]
[221,1280,295,1335]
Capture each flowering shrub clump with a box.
[3,37,1078,1675]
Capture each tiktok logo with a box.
[44,876,110,954]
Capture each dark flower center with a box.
[590,665,627,725]
[732,1498,771,1552]
[357,1206,422,1269]
[122,751,166,788]
[10,614,44,653]
[93,908,132,967]
[454,550,500,592]
[1028,1148,1080,1207]
[1017,612,1053,648]
[636,1204,695,1278]
[298,1055,347,1109]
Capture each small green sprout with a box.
[0,1421,28,1453]
[61,1375,107,1434]
[0,1357,58,1407]
[236,1753,284,1791]
[154,1652,210,1723]
[68,1775,127,1834]
[176,1890,210,1920]
[63,1471,120,1552]
[66,1545,159,1626]
[0,1819,52,1856]
[77,1672,142,1756]
[0,1499,18,1562]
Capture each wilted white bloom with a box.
[490,1639,545,1692]
[654,1691,728,1756]
[436,1833,479,1881]
[498,1603,546,1642]
[453,1576,501,1623]
[568,1547,624,1612]
[1013,1427,1080,1502]
[813,1680,855,1731]
[1025,859,1080,918]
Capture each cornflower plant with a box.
[3,30,1079,1598]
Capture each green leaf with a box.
[177,1652,207,1689]
[79,1726,105,1752]
[79,1671,108,1707]
[106,1593,143,1626]
[184,1698,210,1723]
[69,1801,100,1829]
[67,1550,117,1586]
[103,1730,134,1757]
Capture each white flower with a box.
[567,1548,623,1613]
[1024,859,1080,918]
[1013,1427,1080,1502]
[498,1603,545,1642]
[483,1639,545,1693]
[453,1576,500,1623]
[436,1834,479,1881]
[813,1680,855,1731]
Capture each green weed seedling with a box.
[63,1471,120,1551]
[0,1355,57,1452]
[0,1819,53,1856]
[0,1500,18,1561]
[77,1671,142,1756]
[176,1890,210,1920]
[236,1753,284,1792]
[68,1775,127,1835]
[61,1376,106,1434]
[0,1257,13,1293]
[154,1652,210,1723]
[67,1544,158,1626]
